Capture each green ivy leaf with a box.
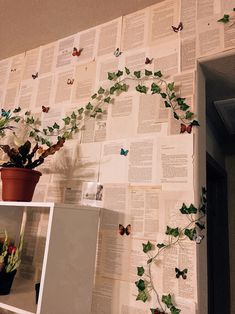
[134,71,141,78]
[142,241,153,253]
[180,203,197,214]
[63,117,71,125]
[195,222,205,230]
[48,126,54,133]
[165,226,179,237]
[43,128,48,135]
[145,69,152,76]
[137,266,145,276]
[151,83,161,94]
[190,120,200,126]
[180,103,190,111]
[184,228,196,240]
[154,70,162,77]
[170,306,181,314]
[91,93,97,99]
[162,294,173,308]
[125,67,130,75]
[95,107,103,113]
[136,85,148,94]
[14,117,20,122]
[179,203,188,214]
[135,279,146,291]
[53,122,59,129]
[217,14,230,23]
[104,97,111,103]
[110,86,116,94]
[121,83,129,91]
[188,204,197,214]
[185,111,194,120]
[98,87,105,94]
[78,108,84,115]
[136,290,148,302]
[173,112,179,120]
[176,98,186,105]
[147,258,153,264]
[25,111,31,116]
[13,107,21,113]
[108,72,116,80]
[71,111,77,119]
[164,101,171,108]
[199,204,206,214]
[116,70,123,77]
[26,117,34,124]
[167,82,174,91]
[160,92,167,98]
[86,102,93,110]
[157,243,165,249]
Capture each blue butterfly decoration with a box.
[120,148,129,156]
[1,109,10,118]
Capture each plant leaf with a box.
[135,279,145,291]
[134,71,141,78]
[184,228,196,240]
[137,266,145,276]
[165,226,179,237]
[142,241,153,253]
[136,290,148,302]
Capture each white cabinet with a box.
[0,202,100,314]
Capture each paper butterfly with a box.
[145,57,153,65]
[180,123,192,134]
[67,78,74,85]
[175,267,188,279]
[1,109,10,118]
[42,106,50,113]
[32,72,38,79]
[119,224,131,236]
[172,22,183,32]
[72,47,83,57]
[193,234,204,244]
[114,48,122,57]
[120,148,129,156]
[11,68,16,72]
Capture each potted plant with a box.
[0,231,23,295]
[0,108,68,201]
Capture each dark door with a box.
[206,153,230,314]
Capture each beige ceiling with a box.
[0,0,162,60]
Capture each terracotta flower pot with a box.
[0,168,42,202]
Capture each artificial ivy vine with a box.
[2,65,198,147]
[135,188,207,313]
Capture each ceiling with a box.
[0,0,161,60]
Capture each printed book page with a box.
[97,17,122,57]
[121,8,149,51]
[156,134,194,190]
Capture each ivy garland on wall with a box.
[135,188,206,314]
[4,66,199,146]
[1,64,201,313]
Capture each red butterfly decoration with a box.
[180,123,192,134]
[145,57,153,65]
[119,224,131,236]
[72,47,83,57]
[42,106,50,113]
[172,22,183,32]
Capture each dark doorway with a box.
[206,153,230,314]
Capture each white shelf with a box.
[0,277,37,314]
[0,203,100,314]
